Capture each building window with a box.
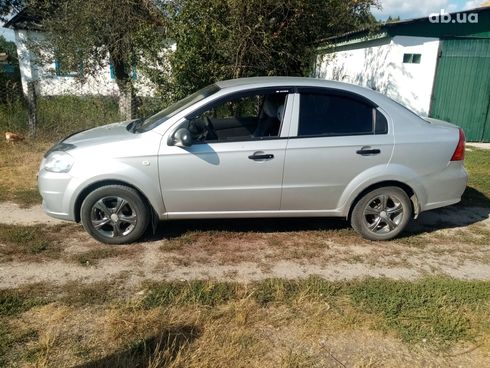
[403,53,422,64]
[54,59,82,77]
[110,64,137,80]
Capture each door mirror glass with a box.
[170,128,193,147]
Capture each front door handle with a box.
[248,151,274,160]
[356,146,381,156]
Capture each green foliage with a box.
[385,16,401,23]
[164,0,378,98]
[25,0,378,102]
[0,35,18,65]
[0,0,23,21]
[0,35,22,103]
[29,0,168,88]
[36,95,120,137]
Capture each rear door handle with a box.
[356,146,381,156]
[248,151,274,160]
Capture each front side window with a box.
[138,84,221,132]
[186,91,288,143]
[298,93,385,137]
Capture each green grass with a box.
[143,280,240,308]
[0,287,49,317]
[0,322,38,367]
[0,96,120,140]
[0,95,168,141]
[60,280,122,307]
[461,148,490,206]
[142,277,490,346]
[74,248,121,266]
[0,224,66,262]
[349,277,490,345]
[1,277,489,367]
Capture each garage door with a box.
[430,38,490,142]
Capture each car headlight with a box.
[44,152,75,173]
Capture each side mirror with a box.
[171,128,192,148]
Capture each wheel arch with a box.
[346,180,420,222]
[73,179,157,223]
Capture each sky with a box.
[0,0,487,43]
[373,0,486,20]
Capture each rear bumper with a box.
[420,162,468,212]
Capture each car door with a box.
[159,89,293,215]
[281,88,395,211]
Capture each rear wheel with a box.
[351,186,412,241]
[81,185,150,244]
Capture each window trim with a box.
[180,88,294,145]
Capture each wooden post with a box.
[26,81,37,137]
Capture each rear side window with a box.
[298,93,380,137]
[375,110,388,134]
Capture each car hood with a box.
[63,120,137,146]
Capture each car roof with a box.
[215,77,390,106]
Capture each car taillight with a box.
[451,128,465,161]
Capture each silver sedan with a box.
[38,77,468,244]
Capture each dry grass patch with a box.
[0,223,71,262]
[72,244,144,266]
[1,277,490,367]
[0,278,490,368]
[0,140,51,207]
[0,222,145,265]
[158,226,367,267]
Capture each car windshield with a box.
[137,84,221,132]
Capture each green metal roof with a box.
[319,7,490,50]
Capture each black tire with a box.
[81,185,150,244]
[351,186,412,241]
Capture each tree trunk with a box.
[112,57,136,120]
[26,81,37,137]
[118,85,136,120]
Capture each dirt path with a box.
[1,201,489,288]
[0,202,65,225]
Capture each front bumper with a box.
[38,169,76,221]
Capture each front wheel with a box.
[351,187,412,241]
[81,185,150,244]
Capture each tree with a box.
[0,35,18,64]
[0,35,22,103]
[7,0,378,115]
[26,0,169,119]
[0,0,24,21]
[385,16,401,23]
[164,0,378,99]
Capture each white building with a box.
[5,9,159,98]
[315,6,490,142]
